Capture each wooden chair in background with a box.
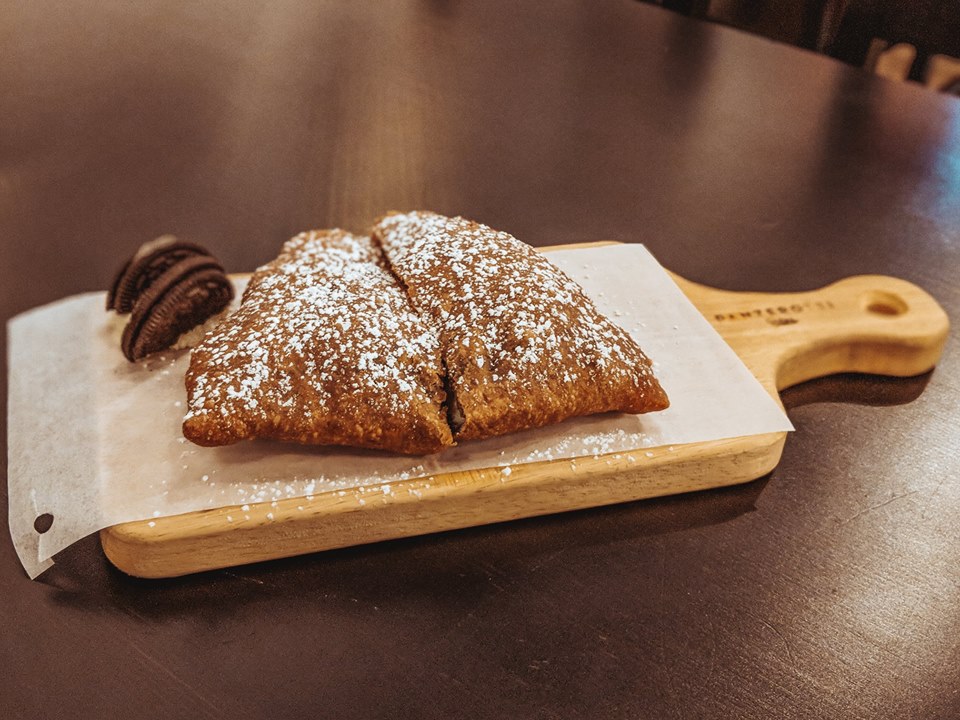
[642,0,960,95]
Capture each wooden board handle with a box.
[672,274,950,399]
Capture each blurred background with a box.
[644,0,960,92]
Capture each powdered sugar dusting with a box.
[183,230,447,449]
[377,212,658,385]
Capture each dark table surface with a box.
[3,2,959,718]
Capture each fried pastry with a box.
[182,230,452,454]
[372,211,669,441]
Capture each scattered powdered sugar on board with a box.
[7,243,792,578]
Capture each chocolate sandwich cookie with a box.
[107,235,211,313]
[121,255,234,362]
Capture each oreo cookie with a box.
[120,255,234,361]
[107,235,211,313]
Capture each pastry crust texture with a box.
[372,211,669,442]
[182,230,452,454]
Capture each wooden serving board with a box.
[100,242,949,578]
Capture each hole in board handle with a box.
[861,290,908,316]
[34,513,54,534]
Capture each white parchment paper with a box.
[7,245,792,578]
